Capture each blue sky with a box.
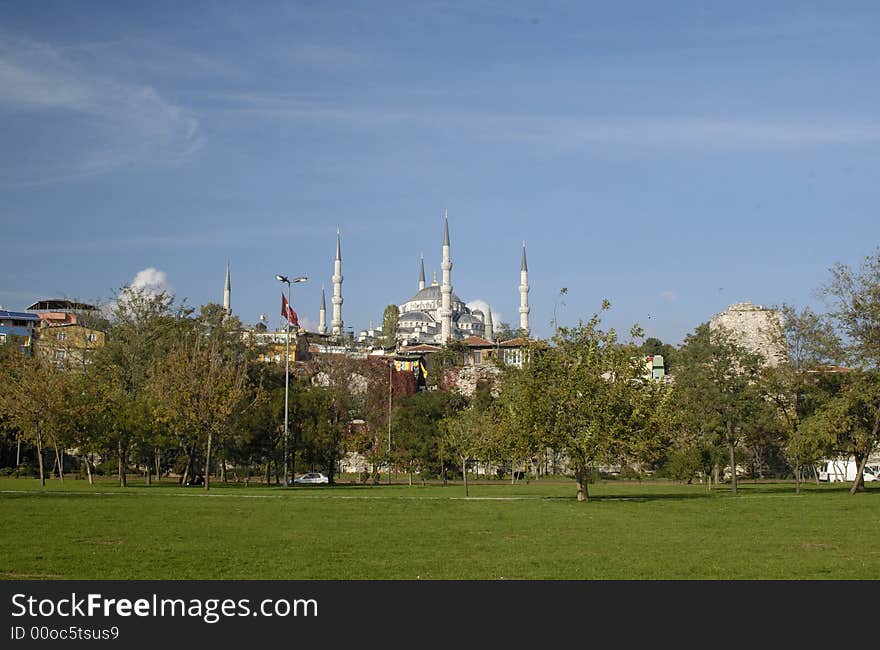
[2,1,879,343]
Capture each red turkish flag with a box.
[281,292,299,326]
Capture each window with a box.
[53,349,67,360]
[87,333,98,342]
[0,333,6,344]
[55,331,67,341]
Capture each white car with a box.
[293,472,329,485]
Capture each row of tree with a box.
[1,248,879,501]
[436,249,880,500]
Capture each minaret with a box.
[484,306,494,341]
[318,286,327,335]
[331,228,344,336]
[432,271,438,286]
[439,210,453,343]
[223,261,231,316]
[418,255,426,291]
[519,241,530,336]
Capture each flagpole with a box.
[275,274,307,489]
[283,279,290,488]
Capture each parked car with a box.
[292,472,329,485]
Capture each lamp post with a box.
[275,274,307,488]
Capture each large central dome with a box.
[404,285,462,305]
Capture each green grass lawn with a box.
[1,476,878,580]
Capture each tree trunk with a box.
[851,409,880,495]
[204,432,213,492]
[155,448,161,483]
[145,459,151,486]
[713,462,720,486]
[727,422,737,496]
[220,450,227,484]
[462,457,468,497]
[85,453,94,485]
[36,427,45,487]
[15,436,21,478]
[181,445,192,486]
[117,440,127,488]
[575,466,589,502]
[264,460,271,485]
[795,462,801,495]
[55,446,64,482]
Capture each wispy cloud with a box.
[0,35,201,185]
[205,89,880,149]
[659,290,677,303]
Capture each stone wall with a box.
[709,301,787,366]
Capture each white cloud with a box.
[466,299,502,326]
[660,290,677,303]
[110,268,171,316]
[130,268,171,295]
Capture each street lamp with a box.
[276,274,307,488]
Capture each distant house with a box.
[0,310,41,356]
[26,299,105,369]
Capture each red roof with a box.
[402,344,442,353]
[499,337,529,347]
[460,336,494,347]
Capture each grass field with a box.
[2,476,878,580]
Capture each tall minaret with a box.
[331,228,344,336]
[223,261,231,316]
[318,286,327,334]
[418,254,426,291]
[439,210,453,343]
[484,305,494,341]
[519,241,530,336]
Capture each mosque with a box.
[224,211,531,348]
[314,211,531,346]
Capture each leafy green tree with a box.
[673,323,769,495]
[392,390,465,483]
[818,248,880,493]
[441,405,494,496]
[90,288,190,486]
[761,305,840,492]
[0,351,68,485]
[382,304,399,348]
[148,331,251,491]
[508,301,670,501]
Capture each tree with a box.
[0,350,69,485]
[148,331,251,491]
[760,305,840,492]
[673,323,769,495]
[441,405,493,496]
[508,301,670,501]
[819,248,880,494]
[392,389,465,484]
[382,304,399,348]
[90,288,190,486]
